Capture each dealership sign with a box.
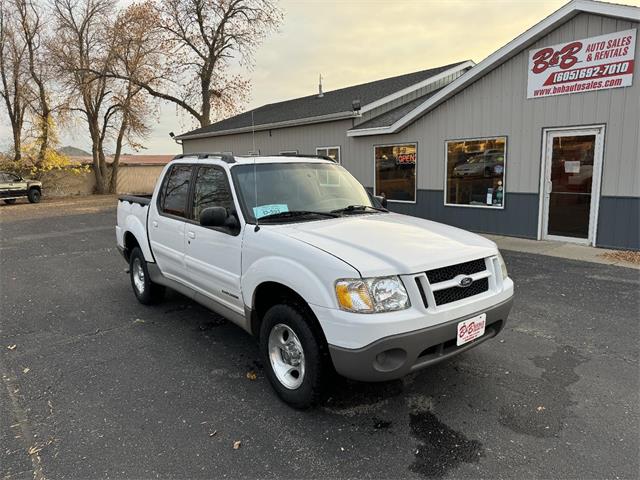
[527,29,636,99]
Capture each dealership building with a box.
[177,0,640,250]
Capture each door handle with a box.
[187,231,196,239]
[152,221,158,228]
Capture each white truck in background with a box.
[116,153,514,408]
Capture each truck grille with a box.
[419,258,491,308]
[433,278,489,306]
[425,258,486,284]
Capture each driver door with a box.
[183,165,244,315]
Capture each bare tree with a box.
[102,0,282,128]
[14,0,53,166]
[0,7,29,162]
[50,0,118,193]
[106,3,154,193]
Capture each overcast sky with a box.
[2,0,639,156]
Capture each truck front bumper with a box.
[327,296,513,382]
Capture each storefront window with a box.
[445,137,506,208]
[374,144,416,202]
[316,146,340,163]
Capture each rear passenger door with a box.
[148,164,192,281]
[183,165,244,315]
[7,174,28,196]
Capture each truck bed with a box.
[118,194,152,206]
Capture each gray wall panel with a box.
[596,197,640,250]
[384,190,539,239]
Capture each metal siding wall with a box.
[394,13,640,196]
[387,191,539,238]
[596,197,640,250]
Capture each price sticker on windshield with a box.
[253,204,289,219]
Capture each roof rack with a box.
[172,152,235,164]
[278,153,338,163]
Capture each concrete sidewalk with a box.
[484,234,640,270]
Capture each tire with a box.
[259,303,330,408]
[3,199,16,204]
[129,247,165,305]
[27,188,41,203]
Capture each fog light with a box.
[374,348,407,372]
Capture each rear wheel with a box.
[129,247,164,304]
[259,303,330,408]
[3,199,16,204]
[27,188,41,203]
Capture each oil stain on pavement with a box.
[407,395,483,478]
[499,345,586,437]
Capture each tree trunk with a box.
[108,116,127,194]
[200,74,211,127]
[36,104,50,167]
[88,118,106,194]
[12,125,21,162]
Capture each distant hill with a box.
[58,146,91,157]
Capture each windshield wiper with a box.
[259,210,340,222]
[330,204,388,214]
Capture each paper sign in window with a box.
[253,204,289,219]
[564,161,580,174]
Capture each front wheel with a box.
[27,188,41,203]
[129,247,164,305]
[259,303,330,408]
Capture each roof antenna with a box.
[252,111,260,232]
[318,73,324,98]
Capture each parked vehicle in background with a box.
[0,172,42,204]
[452,152,505,178]
[116,153,514,408]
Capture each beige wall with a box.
[41,164,166,197]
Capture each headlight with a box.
[335,276,410,313]
[497,252,508,280]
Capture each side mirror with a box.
[200,207,240,229]
[373,195,388,208]
[200,207,228,227]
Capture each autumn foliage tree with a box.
[106,0,282,128]
[0,0,283,193]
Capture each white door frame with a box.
[537,124,605,246]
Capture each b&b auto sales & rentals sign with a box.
[527,29,636,99]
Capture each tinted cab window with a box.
[191,166,234,222]
[160,165,192,217]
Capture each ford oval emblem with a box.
[459,276,473,288]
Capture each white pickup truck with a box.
[116,153,513,407]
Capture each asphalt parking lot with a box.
[1,197,638,480]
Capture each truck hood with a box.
[278,213,498,277]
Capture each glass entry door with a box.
[541,127,604,244]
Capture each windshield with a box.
[231,162,374,223]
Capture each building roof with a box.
[176,61,472,140]
[348,88,443,130]
[349,0,640,136]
